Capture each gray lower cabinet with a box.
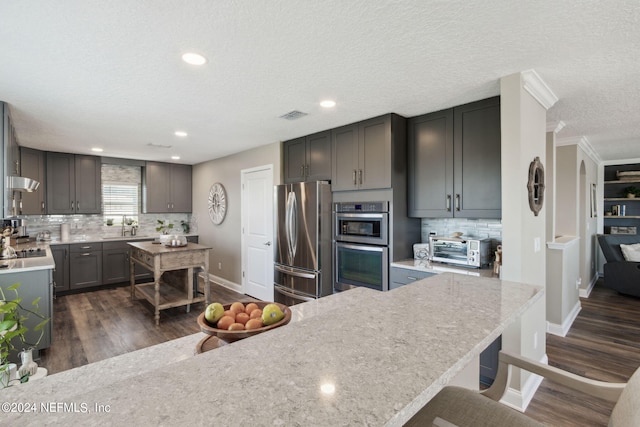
[19,147,47,215]
[103,241,130,285]
[143,162,192,213]
[51,244,70,293]
[283,131,332,183]
[332,114,404,191]
[390,266,436,290]
[0,269,53,361]
[408,97,501,218]
[46,152,102,214]
[69,242,102,290]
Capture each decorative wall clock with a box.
[208,182,227,224]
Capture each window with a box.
[102,184,139,225]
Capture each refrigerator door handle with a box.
[275,285,316,302]
[286,190,298,260]
[274,264,316,279]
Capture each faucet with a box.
[122,216,129,237]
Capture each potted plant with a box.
[622,186,640,199]
[0,283,49,388]
[155,220,174,235]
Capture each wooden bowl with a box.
[197,301,291,343]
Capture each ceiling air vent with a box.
[279,110,308,120]
[147,143,173,149]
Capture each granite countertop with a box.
[48,234,199,245]
[392,259,496,278]
[0,242,55,273]
[2,273,543,426]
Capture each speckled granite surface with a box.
[1,273,542,426]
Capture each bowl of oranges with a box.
[197,301,291,343]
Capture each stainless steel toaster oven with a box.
[429,236,491,268]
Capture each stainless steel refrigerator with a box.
[274,181,332,305]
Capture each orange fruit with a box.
[216,316,234,330]
[230,302,245,314]
[249,309,262,319]
[236,312,250,325]
[245,303,259,314]
[245,319,263,330]
[223,310,236,321]
[228,322,245,331]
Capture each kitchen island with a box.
[1,273,543,426]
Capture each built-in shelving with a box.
[603,163,640,235]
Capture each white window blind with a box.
[102,184,139,223]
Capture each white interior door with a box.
[241,165,274,301]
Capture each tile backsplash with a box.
[21,213,196,241]
[420,217,502,252]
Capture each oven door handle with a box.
[336,242,386,253]
[274,264,316,279]
[275,285,316,302]
[336,212,386,219]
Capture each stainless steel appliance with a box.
[2,218,27,238]
[429,236,491,268]
[334,201,389,292]
[274,181,332,306]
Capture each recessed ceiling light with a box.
[181,52,207,65]
[91,147,103,152]
[320,100,336,108]
[174,131,188,137]
[171,156,181,160]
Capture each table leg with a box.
[204,260,211,306]
[154,264,161,326]
[130,256,135,300]
[186,267,193,313]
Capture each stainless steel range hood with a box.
[7,175,40,192]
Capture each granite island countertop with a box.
[2,273,543,426]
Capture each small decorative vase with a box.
[19,348,38,379]
[627,193,636,199]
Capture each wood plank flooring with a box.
[39,281,256,375]
[525,279,640,426]
[40,278,639,426]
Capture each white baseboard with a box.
[208,273,242,293]
[547,301,581,337]
[500,353,548,412]
[579,274,599,298]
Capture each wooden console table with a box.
[129,241,211,325]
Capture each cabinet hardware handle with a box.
[77,201,80,210]
[352,170,357,185]
[305,164,309,177]
[41,201,45,211]
[300,164,305,177]
[71,201,74,210]
[358,169,363,185]
[455,194,461,211]
[446,195,452,211]
[407,276,418,281]
[80,246,91,249]
[81,253,92,256]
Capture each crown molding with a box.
[546,121,566,134]
[522,69,559,110]
[556,136,602,165]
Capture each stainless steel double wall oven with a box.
[333,201,389,292]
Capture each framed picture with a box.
[591,183,597,218]
[611,204,619,216]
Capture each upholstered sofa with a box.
[597,234,640,297]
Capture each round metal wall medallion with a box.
[208,182,227,224]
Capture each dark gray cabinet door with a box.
[305,131,331,182]
[170,163,192,212]
[283,137,306,183]
[19,147,47,215]
[453,97,501,218]
[46,152,75,214]
[75,155,102,214]
[359,115,391,190]
[69,243,102,289]
[408,109,454,217]
[144,162,192,213]
[51,245,69,293]
[102,241,130,285]
[331,123,359,191]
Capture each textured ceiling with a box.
[1,0,639,165]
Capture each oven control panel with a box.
[335,201,388,213]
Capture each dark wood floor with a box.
[40,278,639,426]
[525,279,640,426]
[40,281,256,375]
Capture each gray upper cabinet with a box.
[408,97,501,219]
[283,131,331,183]
[143,162,192,213]
[332,114,401,191]
[46,152,101,214]
[19,147,47,215]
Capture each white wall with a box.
[192,142,281,287]
[499,71,550,410]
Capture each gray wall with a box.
[192,142,281,287]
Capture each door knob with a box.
[264,241,272,246]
